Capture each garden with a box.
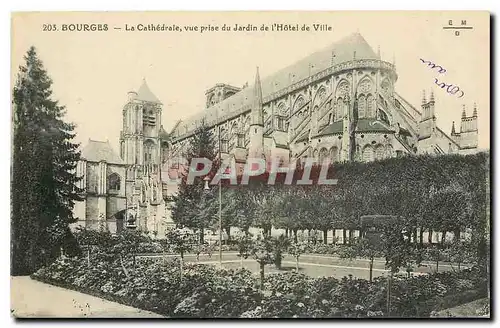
[31,151,490,318]
[31,223,488,318]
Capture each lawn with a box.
[140,252,459,280]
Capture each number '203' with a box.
[42,24,57,31]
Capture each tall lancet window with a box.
[276,102,287,132]
[144,139,155,164]
[319,148,329,164]
[362,145,375,162]
[220,128,229,153]
[108,173,121,192]
[366,94,375,118]
[357,94,366,118]
[336,98,344,119]
[375,145,385,160]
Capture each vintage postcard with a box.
[10,11,490,318]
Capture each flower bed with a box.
[32,254,486,318]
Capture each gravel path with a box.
[10,276,164,318]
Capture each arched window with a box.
[313,149,319,161]
[108,173,121,192]
[375,145,385,160]
[144,139,155,164]
[319,147,329,164]
[220,128,229,153]
[366,94,375,118]
[277,102,287,116]
[331,147,339,162]
[362,145,374,162]
[381,79,391,95]
[357,94,366,118]
[336,98,344,119]
[386,144,393,158]
[276,102,287,131]
[294,96,305,114]
[315,87,327,105]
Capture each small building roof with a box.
[159,125,170,142]
[81,139,124,165]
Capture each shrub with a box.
[31,252,486,318]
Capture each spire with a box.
[429,89,435,103]
[251,66,264,126]
[462,105,467,119]
[136,79,162,104]
[377,45,381,59]
[422,90,427,105]
[451,121,456,135]
[353,50,357,60]
[473,103,478,117]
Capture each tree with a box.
[11,46,83,275]
[234,232,254,268]
[251,236,275,290]
[356,238,382,282]
[168,123,218,243]
[288,239,308,272]
[272,234,291,270]
[165,227,196,282]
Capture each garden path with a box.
[10,276,164,318]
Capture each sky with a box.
[11,11,490,152]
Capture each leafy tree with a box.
[251,236,275,290]
[356,238,384,282]
[272,234,291,270]
[251,187,279,236]
[165,227,196,282]
[288,240,309,272]
[234,232,254,268]
[11,46,83,275]
[221,187,256,240]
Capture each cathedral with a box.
[72,32,479,237]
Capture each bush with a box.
[31,252,486,318]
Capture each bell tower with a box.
[120,79,163,168]
[119,79,164,231]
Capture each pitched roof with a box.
[315,118,392,138]
[174,32,379,136]
[136,79,162,104]
[159,125,170,141]
[355,119,392,133]
[317,121,344,136]
[81,139,124,164]
[296,129,311,143]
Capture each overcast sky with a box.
[12,11,490,152]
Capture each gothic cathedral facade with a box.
[72,32,479,237]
